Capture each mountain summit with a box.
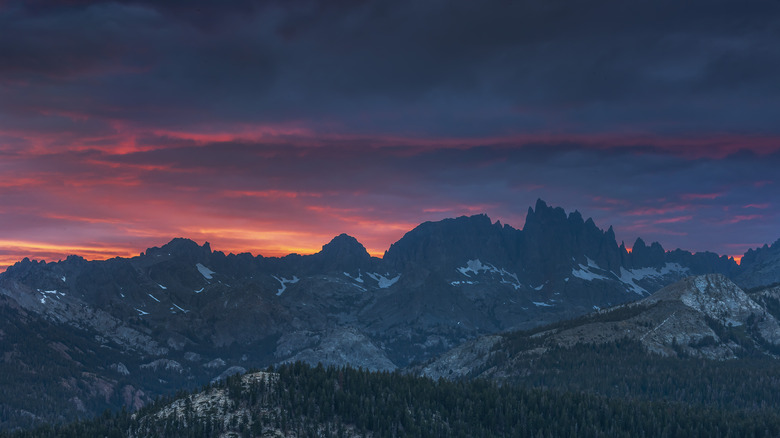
[308,233,374,272]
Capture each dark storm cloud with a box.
[3,0,780,138]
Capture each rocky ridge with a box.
[0,199,775,428]
[421,274,780,381]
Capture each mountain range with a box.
[1,199,779,429]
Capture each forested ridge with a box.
[478,338,780,412]
[3,360,780,438]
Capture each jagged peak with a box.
[741,237,780,266]
[524,199,602,232]
[568,210,584,226]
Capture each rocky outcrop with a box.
[421,275,780,383]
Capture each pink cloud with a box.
[718,215,764,225]
[654,215,694,224]
[743,203,770,209]
[626,205,690,216]
[680,192,723,201]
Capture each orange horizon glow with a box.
[0,230,749,271]
[0,236,387,270]
[1,129,776,273]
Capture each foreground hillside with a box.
[421,275,780,411]
[3,363,779,438]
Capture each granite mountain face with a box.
[0,199,776,428]
[420,274,780,382]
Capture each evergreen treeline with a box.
[480,336,780,412]
[4,362,780,438]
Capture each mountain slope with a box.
[0,200,768,429]
[7,363,780,438]
[422,275,780,383]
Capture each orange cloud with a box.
[0,240,140,264]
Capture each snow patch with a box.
[366,272,401,288]
[158,284,167,290]
[194,287,204,294]
[172,303,189,314]
[273,275,299,296]
[148,293,160,303]
[456,259,522,289]
[450,280,476,286]
[136,308,149,316]
[61,276,66,282]
[343,271,364,283]
[196,263,215,279]
[618,262,689,295]
[533,301,554,307]
[141,359,184,374]
[571,258,612,282]
[457,259,488,277]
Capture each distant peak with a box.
[145,238,212,258]
[523,199,571,230]
[459,213,493,225]
[319,234,370,258]
[324,233,362,248]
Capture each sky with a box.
[1,0,779,267]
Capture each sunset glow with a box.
[0,1,778,268]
